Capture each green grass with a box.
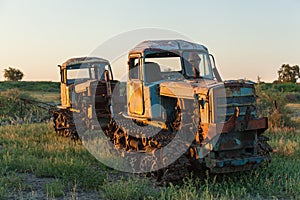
[0,81,60,103]
[100,177,160,200]
[87,128,300,199]
[0,81,299,199]
[0,123,106,199]
[0,87,60,125]
[45,179,65,198]
[256,83,300,128]
[1,123,299,199]
[259,82,300,93]
[0,81,60,93]
[23,91,60,103]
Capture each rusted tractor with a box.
[55,40,272,181]
[103,40,272,177]
[51,57,115,138]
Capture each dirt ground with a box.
[9,173,102,200]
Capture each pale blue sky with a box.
[0,0,299,82]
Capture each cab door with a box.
[127,55,144,115]
[60,67,69,108]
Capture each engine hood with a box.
[159,79,220,99]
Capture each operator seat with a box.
[144,62,162,82]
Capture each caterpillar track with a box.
[96,99,203,183]
[51,108,78,139]
[103,119,194,182]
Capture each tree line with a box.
[2,64,299,83]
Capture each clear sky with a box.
[0,0,299,82]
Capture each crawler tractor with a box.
[55,40,272,180]
[51,57,115,138]
[107,40,271,176]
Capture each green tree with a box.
[278,64,299,83]
[3,67,24,81]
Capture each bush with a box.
[255,83,295,128]
[285,93,300,103]
[0,89,50,124]
[273,82,300,93]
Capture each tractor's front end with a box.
[198,80,271,173]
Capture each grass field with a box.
[25,91,60,104]
[0,81,299,199]
[0,82,61,125]
[0,123,299,199]
[0,123,106,199]
[286,103,300,123]
[0,81,60,93]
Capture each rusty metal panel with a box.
[143,86,152,118]
[128,81,144,115]
[129,39,208,55]
[160,82,194,99]
[60,83,66,107]
[216,117,268,133]
[74,80,93,94]
[247,117,268,131]
[199,94,209,123]
[213,82,257,122]
[206,157,265,173]
[61,57,109,69]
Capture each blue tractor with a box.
[108,40,272,176]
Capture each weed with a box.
[256,83,299,128]
[45,179,65,198]
[100,176,159,200]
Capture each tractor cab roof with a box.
[61,57,109,69]
[129,39,208,55]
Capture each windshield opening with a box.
[144,52,183,82]
[145,56,181,72]
[66,62,110,84]
[142,51,214,82]
[182,51,214,79]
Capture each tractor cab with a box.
[126,40,222,121]
[59,57,112,108]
